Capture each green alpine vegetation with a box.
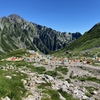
[65,23,100,51]
[0,66,28,100]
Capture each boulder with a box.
[35,80,46,84]
[5,75,12,79]
[61,85,68,92]
[63,81,69,87]
[73,89,78,94]
[45,75,54,81]
[1,96,10,100]
[91,91,98,95]
[52,84,60,90]
[82,95,88,99]
[21,79,27,85]
[88,97,95,100]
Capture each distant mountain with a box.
[72,32,82,40]
[56,22,100,55]
[0,14,82,55]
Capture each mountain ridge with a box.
[52,22,100,56]
[0,14,82,56]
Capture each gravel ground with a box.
[33,60,100,100]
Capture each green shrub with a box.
[58,89,79,100]
[78,76,100,83]
[55,66,68,75]
[85,92,92,97]
[85,86,98,94]
[65,78,71,83]
[44,71,58,77]
[43,89,60,100]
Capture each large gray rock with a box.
[76,90,84,98]
[5,75,12,79]
[35,80,46,84]
[21,79,27,85]
[61,85,68,92]
[88,97,95,100]
[63,81,69,88]
[45,75,54,82]
[82,95,88,99]
[91,91,98,95]
[52,84,60,90]
[1,96,10,100]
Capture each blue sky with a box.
[0,0,100,34]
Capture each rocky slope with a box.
[0,59,100,100]
[0,14,82,55]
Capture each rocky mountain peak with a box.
[8,14,23,22]
[0,14,82,54]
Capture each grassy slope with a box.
[0,61,28,100]
[0,49,27,59]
